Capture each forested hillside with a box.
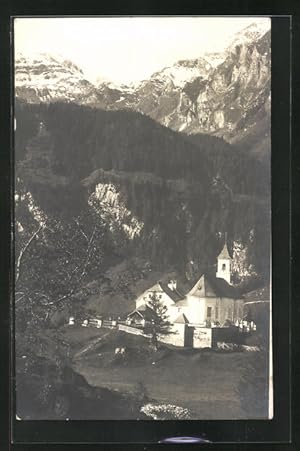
[15,100,270,319]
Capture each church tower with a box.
[216,234,232,284]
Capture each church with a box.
[126,241,246,347]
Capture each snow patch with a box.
[155,63,210,88]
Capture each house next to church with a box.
[126,241,247,348]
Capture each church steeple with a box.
[216,233,232,284]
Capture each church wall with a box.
[167,296,244,326]
[159,323,186,347]
[203,297,221,324]
[203,297,244,326]
[234,299,245,322]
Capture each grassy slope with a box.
[60,326,269,420]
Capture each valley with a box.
[14,17,272,421]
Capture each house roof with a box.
[148,282,166,294]
[174,313,189,324]
[127,305,159,321]
[159,282,185,302]
[127,308,146,318]
[136,281,182,305]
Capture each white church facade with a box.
[126,242,246,347]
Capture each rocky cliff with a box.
[15,22,271,147]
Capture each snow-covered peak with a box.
[150,58,212,89]
[16,52,84,76]
[226,19,271,51]
[201,52,226,68]
[15,52,98,104]
[97,79,137,93]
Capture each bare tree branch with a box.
[15,291,27,304]
[15,289,51,305]
[52,225,97,305]
[75,218,89,243]
[15,224,44,285]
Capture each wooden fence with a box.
[73,317,151,337]
[118,323,151,338]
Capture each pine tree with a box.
[145,292,173,351]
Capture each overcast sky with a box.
[14,16,270,85]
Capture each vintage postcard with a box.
[14,16,272,420]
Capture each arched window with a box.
[207,307,212,318]
[222,263,226,271]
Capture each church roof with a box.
[174,313,189,324]
[218,242,232,259]
[135,267,245,311]
[187,272,243,299]
[207,274,243,299]
[186,273,216,298]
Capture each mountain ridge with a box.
[15,21,271,148]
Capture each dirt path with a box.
[73,332,111,359]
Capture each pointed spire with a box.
[218,233,232,259]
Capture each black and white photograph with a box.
[14,16,272,421]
